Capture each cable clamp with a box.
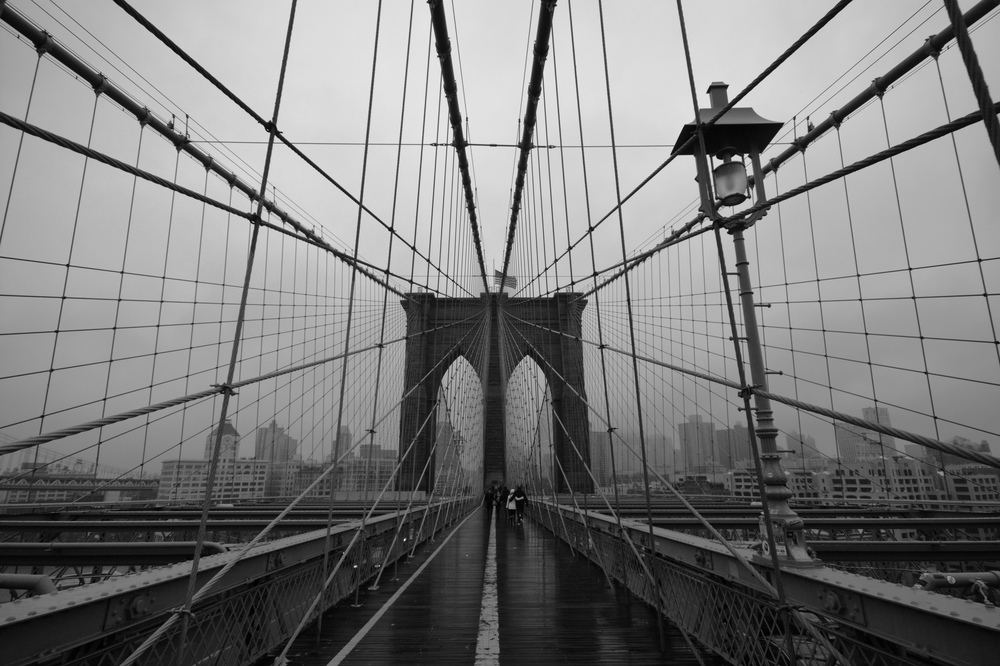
[923,35,942,61]
[168,608,196,619]
[870,77,886,99]
[92,72,109,96]
[738,385,760,400]
[212,383,238,396]
[264,120,282,136]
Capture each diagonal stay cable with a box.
[105,0,471,298]
[272,398,443,666]
[118,312,488,666]
[0,309,486,456]
[173,2,301,663]
[497,309,781,599]
[576,95,1000,302]
[505,310,1000,471]
[719,100,1000,225]
[0,109,412,299]
[518,0,855,296]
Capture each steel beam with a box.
[0,542,227,567]
[808,540,1000,562]
[0,519,349,533]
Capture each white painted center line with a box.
[474,516,500,665]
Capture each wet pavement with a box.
[269,508,720,665]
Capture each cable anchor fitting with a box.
[923,35,942,61]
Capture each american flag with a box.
[493,270,517,289]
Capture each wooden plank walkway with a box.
[264,509,721,665]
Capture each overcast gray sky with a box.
[2,1,999,477]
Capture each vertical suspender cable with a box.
[595,1,664,649]
[409,25,435,291]
[499,0,557,287]
[121,2,301,665]
[320,0,386,642]
[566,1,622,517]
[427,0,489,293]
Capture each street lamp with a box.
[673,82,816,567]
[711,158,749,206]
[672,82,781,213]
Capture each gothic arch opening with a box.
[434,355,484,496]
[504,355,553,492]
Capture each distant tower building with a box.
[861,406,897,455]
[589,430,612,486]
[332,426,353,459]
[255,420,298,463]
[204,419,240,461]
[835,407,896,463]
[716,422,750,469]
[785,430,817,456]
[680,415,715,475]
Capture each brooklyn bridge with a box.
[1,1,1000,664]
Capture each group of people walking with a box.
[483,481,527,525]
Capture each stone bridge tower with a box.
[397,292,592,494]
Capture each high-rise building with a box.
[589,430,612,486]
[861,406,897,455]
[204,419,240,461]
[715,422,750,469]
[835,407,896,463]
[332,426,353,459]
[255,420,298,464]
[679,415,715,475]
[785,430,817,456]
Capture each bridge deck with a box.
[267,508,718,665]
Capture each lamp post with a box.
[673,83,816,567]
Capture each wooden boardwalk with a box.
[266,509,720,665]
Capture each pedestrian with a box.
[505,487,517,525]
[483,484,495,521]
[513,484,528,525]
[496,485,508,519]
